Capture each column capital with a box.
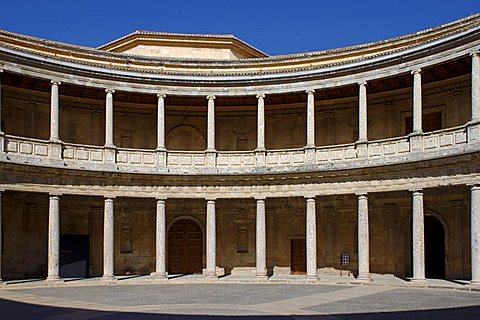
[305,89,315,95]
[256,93,265,99]
[410,189,424,195]
[411,69,422,75]
[105,88,115,94]
[255,197,266,202]
[50,80,61,86]
[471,185,480,191]
[206,198,216,203]
[157,93,166,99]
[206,95,216,100]
[305,196,316,201]
[104,197,116,201]
[49,193,62,198]
[355,192,368,198]
[0,68,3,73]
[358,81,368,87]
[155,197,167,202]
[470,50,480,57]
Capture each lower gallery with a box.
[1,14,480,285]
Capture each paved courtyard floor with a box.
[1,277,480,319]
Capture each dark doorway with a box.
[60,234,89,278]
[168,219,202,274]
[425,215,446,279]
[291,239,306,274]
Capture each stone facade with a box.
[0,14,480,284]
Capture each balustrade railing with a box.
[1,124,473,171]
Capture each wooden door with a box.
[291,239,306,274]
[168,219,202,274]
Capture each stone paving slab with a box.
[1,282,480,319]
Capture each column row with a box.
[1,187,475,284]
[5,53,479,152]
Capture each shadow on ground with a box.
[0,298,479,320]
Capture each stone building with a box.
[0,15,480,285]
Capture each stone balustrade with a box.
[1,124,476,174]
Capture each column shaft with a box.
[50,81,61,142]
[357,193,370,280]
[306,90,316,147]
[412,70,423,134]
[157,94,166,150]
[206,199,216,277]
[256,198,267,277]
[105,89,115,148]
[256,94,265,151]
[154,199,167,277]
[412,191,426,281]
[306,197,317,279]
[103,198,114,279]
[358,82,368,142]
[206,96,216,151]
[472,52,480,123]
[471,186,480,284]
[47,195,60,280]
[0,70,3,133]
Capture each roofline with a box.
[97,30,269,57]
[0,13,478,66]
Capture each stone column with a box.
[306,197,317,281]
[47,194,61,281]
[471,186,480,286]
[206,95,216,152]
[411,190,426,282]
[103,197,115,280]
[256,94,265,151]
[306,90,316,148]
[471,51,480,124]
[105,89,115,148]
[356,193,370,281]
[0,69,3,134]
[412,70,423,135]
[206,199,217,278]
[152,198,167,279]
[157,94,166,150]
[358,82,368,143]
[256,197,267,279]
[50,81,61,142]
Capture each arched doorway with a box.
[425,215,446,279]
[168,219,203,274]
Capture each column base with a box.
[306,275,318,283]
[255,275,269,282]
[46,276,63,284]
[353,275,372,283]
[150,272,168,280]
[469,280,480,288]
[101,276,117,283]
[204,274,218,281]
[410,277,427,284]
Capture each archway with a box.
[168,219,203,274]
[425,215,446,279]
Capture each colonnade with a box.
[0,52,478,153]
[1,186,479,285]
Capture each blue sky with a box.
[0,1,478,55]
